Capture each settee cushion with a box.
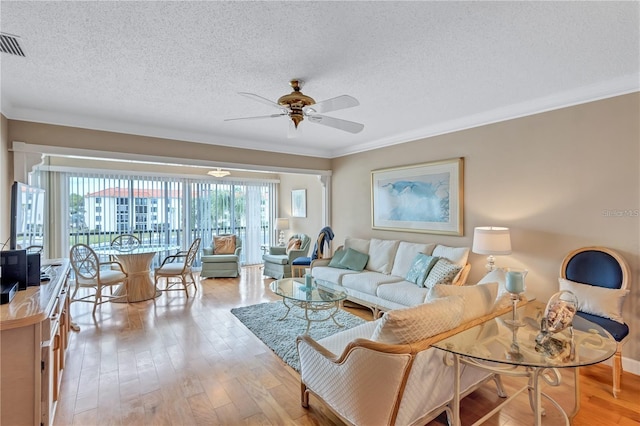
[213,235,236,254]
[340,248,369,271]
[366,238,399,274]
[478,268,512,309]
[312,265,359,285]
[286,238,302,254]
[405,253,438,286]
[432,244,469,267]
[371,296,463,344]
[390,242,436,278]
[342,271,404,296]
[345,237,370,254]
[376,281,430,306]
[429,282,499,322]
[559,277,629,324]
[423,258,462,288]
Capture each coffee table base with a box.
[278,297,344,333]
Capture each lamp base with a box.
[278,231,285,246]
[485,255,496,272]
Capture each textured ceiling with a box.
[1,1,638,159]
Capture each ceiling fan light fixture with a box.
[207,168,230,178]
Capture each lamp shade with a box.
[275,218,290,231]
[472,226,512,255]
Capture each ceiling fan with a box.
[225,80,364,134]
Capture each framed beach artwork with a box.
[371,158,464,235]
[291,189,307,218]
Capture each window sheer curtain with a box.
[41,169,275,268]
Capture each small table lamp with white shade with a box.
[275,218,290,246]
[472,226,512,272]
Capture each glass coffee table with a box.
[269,278,347,333]
[432,300,617,426]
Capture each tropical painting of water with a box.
[371,158,464,235]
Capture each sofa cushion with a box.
[342,271,404,296]
[366,238,399,274]
[202,254,238,263]
[432,244,469,267]
[312,265,359,285]
[376,281,430,307]
[390,242,436,278]
[559,277,629,324]
[327,249,348,269]
[344,237,370,254]
[339,248,369,272]
[423,258,462,288]
[405,253,438,286]
[371,296,464,344]
[429,282,499,323]
[213,235,236,254]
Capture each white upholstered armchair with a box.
[297,296,512,425]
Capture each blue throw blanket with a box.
[312,226,335,260]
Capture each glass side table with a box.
[432,301,616,426]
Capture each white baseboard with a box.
[598,356,640,376]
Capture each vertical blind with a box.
[44,170,275,266]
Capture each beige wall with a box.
[0,114,10,245]
[331,93,639,363]
[278,173,325,242]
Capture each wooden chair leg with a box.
[613,346,622,398]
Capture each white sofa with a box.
[311,237,472,316]
[297,280,509,426]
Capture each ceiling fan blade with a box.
[307,114,364,134]
[238,92,285,110]
[225,113,286,122]
[305,95,359,114]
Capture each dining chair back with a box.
[111,234,141,251]
[69,243,128,314]
[154,238,201,297]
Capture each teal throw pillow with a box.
[405,253,439,287]
[423,258,463,288]
[328,249,348,269]
[338,248,369,272]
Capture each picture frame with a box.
[371,158,464,235]
[291,189,307,218]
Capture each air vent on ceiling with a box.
[0,33,25,57]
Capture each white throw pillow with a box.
[558,278,629,324]
[423,258,462,288]
[366,238,400,274]
[478,268,511,309]
[371,296,463,344]
[344,237,370,254]
[432,244,469,267]
[390,242,436,277]
[429,282,499,323]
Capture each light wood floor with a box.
[56,266,640,425]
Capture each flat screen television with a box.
[10,181,46,251]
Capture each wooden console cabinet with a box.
[1,259,71,426]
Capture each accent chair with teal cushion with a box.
[560,246,631,398]
[263,234,311,279]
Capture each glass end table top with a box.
[432,301,617,369]
[270,278,347,304]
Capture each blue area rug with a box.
[231,301,366,372]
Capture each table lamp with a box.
[472,226,512,272]
[275,218,289,246]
